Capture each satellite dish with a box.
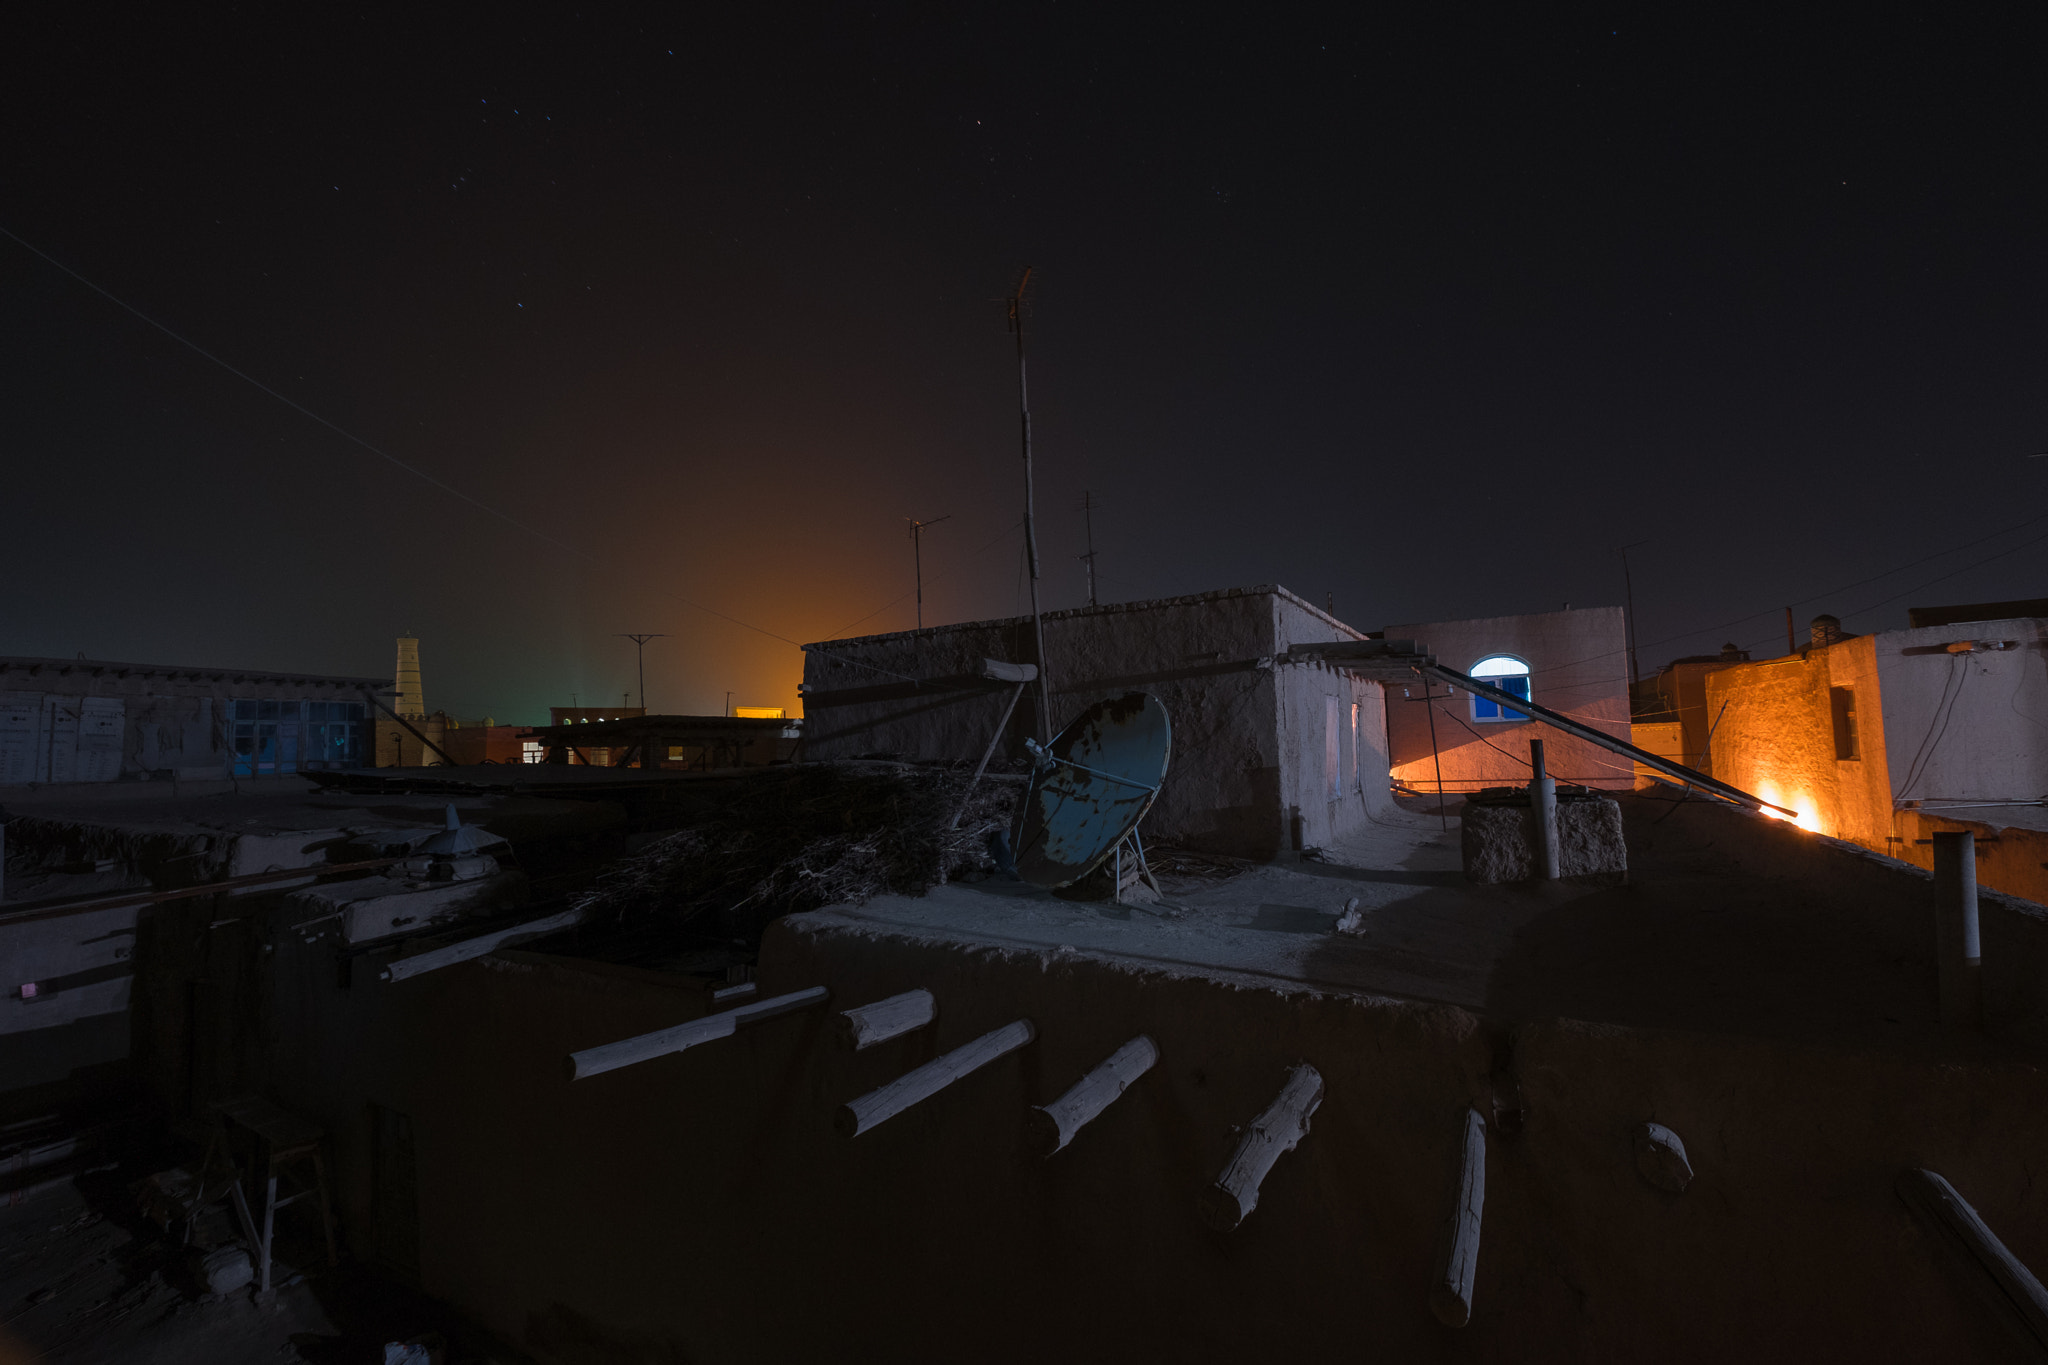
[1012,692,1172,889]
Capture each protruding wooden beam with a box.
[1027,1035,1158,1156]
[1198,1064,1323,1231]
[1429,1108,1488,1328]
[1633,1122,1693,1193]
[567,986,830,1081]
[382,906,583,983]
[836,1019,1035,1137]
[835,989,937,1051]
[1898,1167,2048,1353]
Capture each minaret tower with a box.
[395,636,425,719]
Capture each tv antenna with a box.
[616,633,666,711]
[906,515,952,628]
[1076,490,1101,607]
[1007,265,1052,740]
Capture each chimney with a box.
[1809,615,1843,650]
[395,636,425,719]
[1719,642,1748,662]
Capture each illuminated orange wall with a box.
[1701,637,1893,842]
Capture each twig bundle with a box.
[575,762,1021,941]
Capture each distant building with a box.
[0,655,383,784]
[799,585,1413,860]
[1380,607,1632,796]
[1685,602,2048,903]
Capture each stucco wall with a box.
[798,586,1358,858]
[1384,607,1631,792]
[1271,594,1399,850]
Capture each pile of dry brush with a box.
[575,761,1023,941]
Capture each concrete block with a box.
[1462,790,1626,884]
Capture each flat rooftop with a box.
[789,791,2042,1057]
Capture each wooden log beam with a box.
[381,906,584,983]
[834,989,937,1051]
[1198,1064,1323,1231]
[1633,1122,1694,1193]
[1026,1035,1158,1156]
[1429,1108,1488,1328]
[567,986,830,1081]
[1898,1167,2048,1354]
[836,1019,1036,1137]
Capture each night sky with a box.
[5,8,2045,722]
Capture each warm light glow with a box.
[1754,781,1820,832]
[734,706,786,719]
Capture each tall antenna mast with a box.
[907,515,952,628]
[1008,266,1052,740]
[1077,489,1100,607]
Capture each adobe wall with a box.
[259,897,2048,1363]
[798,588,1295,857]
[1383,607,1631,792]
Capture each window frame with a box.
[1468,654,1533,723]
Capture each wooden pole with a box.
[382,906,584,983]
[948,682,1026,830]
[567,986,829,1081]
[1027,1035,1158,1156]
[1898,1167,2048,1353]
[1198,1064,1324,1231]
[837,1019,1035,1137]
[1429,1108,1487,1327]
[1529,738,1559,880]
[834,989,936,1051]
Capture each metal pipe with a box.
[1932,831,1981,1027]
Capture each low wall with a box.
[262,889,2048,1362]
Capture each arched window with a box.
[1470,654,1531,721]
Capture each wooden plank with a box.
[1198,1064,1323,1230]
[836,1019,1036,1137]
[1027,1035,1158,1156]
[1898,1167,2048,1354]
[834,989,937,1051]
[381,906,584,983]
[1429,1108,1488,1327]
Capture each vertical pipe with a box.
[1785,606,1796,656]
[1425,685,1448,833]
[1932,831,1981,1027]
[1529,739,1559,881]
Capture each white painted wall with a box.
[1874,617,2048,803]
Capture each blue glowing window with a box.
[1470,655,1531,722]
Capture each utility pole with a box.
[1007,266,1053,740]
[1077,489,1100,607]
[617,633,666,713]
[907,515,952,628]
[1617,543,1648,688]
